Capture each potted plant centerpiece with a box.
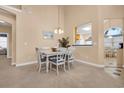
[58,37,70,48]
[51,37,70,52]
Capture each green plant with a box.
[58,37,70,48]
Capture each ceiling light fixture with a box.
[54,6,64,34]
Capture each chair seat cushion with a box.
[40,57,47,62]
[68,58,74,60]
[40,55,61,62]
[49,58,64,63]
[66,55,74,61]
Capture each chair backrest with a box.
[59,47,67,52]
[67,46,75,60]
[58,47,68,60]
[35,48,47,63]
[56,51,66,63]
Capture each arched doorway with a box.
[104,27,123,66]
[104,18,123,77]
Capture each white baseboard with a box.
[7,56,12,59]
[75,59,104,68]
[11,62,16,66]
[16,61,37,67]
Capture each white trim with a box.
[6,33,12,59]
[7,56,12,59]
[11,62,16,66]
[16,61,37,67]
[7,33,8,58]
[0,5,22,13]
[7,33,9,59]
[75,59,104,68]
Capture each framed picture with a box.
[42,31,54,39]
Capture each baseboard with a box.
[75,59,104,68]
[11,62,16,66]
[7,56,12,59]
[16,61,37,67]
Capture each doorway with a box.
[104,18,123,77]
[0,21,12,63]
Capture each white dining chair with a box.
[49,51,66,75]
[35,48,47,72]
[67,46,75,70]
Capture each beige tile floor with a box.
[0,55,124,88]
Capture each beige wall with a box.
[0,26,12,57]
[16,5,65,64]
[64,6,100,64]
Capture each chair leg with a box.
[68,62,70,70]
[38,64,41,72]
[56,65,59,75]
[63,63,66,72]
[50,62,52,71]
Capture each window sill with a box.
[72,45,93,47]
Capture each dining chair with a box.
[67,46,75,70]
[58,47,67,52]
[49,51,66,75]
[35,48,47,72]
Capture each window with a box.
[104,27,123,48]
[0,34,7,49]
[104,27,122,37]
[74,23,93,46]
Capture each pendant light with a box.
[54,6,64,34]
